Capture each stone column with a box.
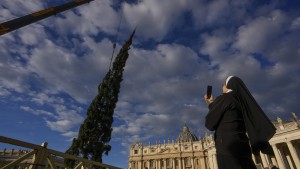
[148,160,150,169]
[158,159,161,169]
[272,144,286,169]
[129,161,132,169]
[192,157,195,169]
[213,154,218,169]
[194,158,197,169]
[265,154,271,164]
[294,142,300,156]
[287,141,300,169]
[278,146,290,169]
[260,152,268,168]
[199,157,205,169]
[209,155,213,169]
[182,158,185,169]
[179,158,182,169]
[271,156,278,167]
[156,159,159,169]
[138,161,141,169]
[286,154,294,169]
[172,158,176,169]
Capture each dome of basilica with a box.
[176,123,199,143]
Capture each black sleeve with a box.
[205,94,230,131]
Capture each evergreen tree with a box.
[64,138,79,167]
[65,29,135,167]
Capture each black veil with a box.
[226,76,276,155]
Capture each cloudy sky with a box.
[0,0,300,167]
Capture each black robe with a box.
[226,76,276,156]
[206,92,256,169]
[206,92,252,157]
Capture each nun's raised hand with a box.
[204,94,214,104]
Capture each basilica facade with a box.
[128,112,300,169]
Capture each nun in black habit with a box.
[204,76,276,169]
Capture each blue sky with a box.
[0,0,300,168]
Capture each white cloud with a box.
[125,43,207,83]
[205,0,230,24]
[234,10,288,53]
[45,106,84,133]
[27,38,114,104]
[0,86,10,96]
[0,0,44,17]
[30,92,65,105]
[290,17,300,30]
[20,97,84,134]
[200,29,233,58]
[0,7,14,22]
[190,0,250,28]
[0,54,31,93]
[52,0,119,36]
[61,131,78,138]
[123,0,187,40]
[18,24,47,46]
[216,54,262,78]
[20,106,55,117]
[46,119,75,132]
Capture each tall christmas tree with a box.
[65,29,135,167]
